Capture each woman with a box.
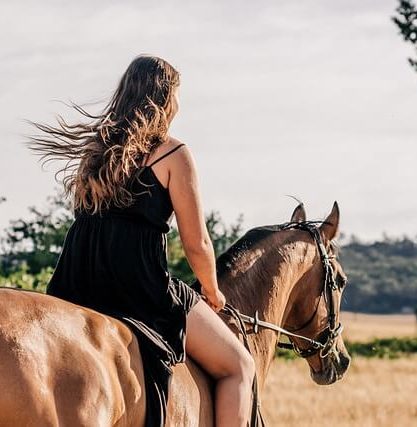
[27,54,255,427]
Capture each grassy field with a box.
[262,312,417,427]
[262,357,417,427]
[341,312,416,342]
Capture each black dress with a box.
[46,143,203,427]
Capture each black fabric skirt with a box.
[46,214,202,426]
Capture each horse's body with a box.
[0,289,145,426]
[0,203,350,426]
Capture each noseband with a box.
[220,221,344,360]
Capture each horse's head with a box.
[283,202,350,385]
[204,201,351,389]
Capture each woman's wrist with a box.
[201,285,219,296]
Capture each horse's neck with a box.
[219,234,310,390]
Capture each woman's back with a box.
[74,142,185,233]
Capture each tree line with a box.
[1,191,416,314]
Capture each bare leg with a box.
[185,299,255,427]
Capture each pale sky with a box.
[0,0,416,242]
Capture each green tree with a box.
[0,188,73,275]
[392,0,417,71]
[1,190,245,288]
[340,236,417,313]
[167,210,244,283]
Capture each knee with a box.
[235,349,256,383]
[215,346,256,383]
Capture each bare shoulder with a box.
[164,138,199,189]
[167,136,191,157]
[165,136,194,166]
[146,136,187,163]
[167,135,185,147]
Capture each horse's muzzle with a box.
[310,348,351,385]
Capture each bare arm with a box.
[167,144,222,302]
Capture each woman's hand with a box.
[202,288,226,313]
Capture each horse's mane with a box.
[190,220,330,293]
[215,225,282,279]
[215,220,332,278]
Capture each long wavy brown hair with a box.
[26,54,180,214]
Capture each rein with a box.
[220,303,344,359]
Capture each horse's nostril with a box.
[339,352,351,372]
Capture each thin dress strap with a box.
[147,143,185,167]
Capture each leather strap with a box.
[222,304,266,427]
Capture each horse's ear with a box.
[320,201,340,242]
[291,203,306,222]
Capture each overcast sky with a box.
[0,0,416,242]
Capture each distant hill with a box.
[340,237,417,314]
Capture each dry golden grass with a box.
[261,312,417,426]
[262,356,417,427]
[341,311,416,342]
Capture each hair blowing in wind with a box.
[25,54,180,214]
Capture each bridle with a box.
[220,221,344,359]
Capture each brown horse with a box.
[0,202,350,426]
